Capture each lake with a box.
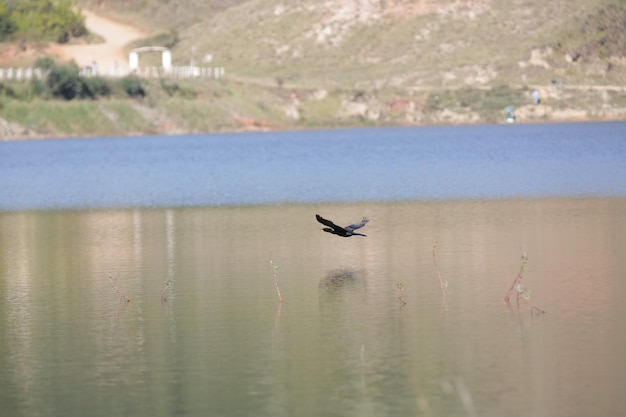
[1,122,626,417]
[1,122,625,210]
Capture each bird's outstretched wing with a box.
[345,217,369,232]
[316,214,346,233]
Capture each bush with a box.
[33,58,113,100]
[34,56,56,71]
[159,79,197,98]
[7,0,86,43]
[84,76,111,97]
[30,78,50,98]
[0,5,16,40]
[45,61,89,100]
[120,76,146,98]
[0,82,17,99]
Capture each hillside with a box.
[1,0,625,139]
[80,0,625,87]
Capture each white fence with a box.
[0,66,225,81]
[127,66,225,79]
[0,67,48,81]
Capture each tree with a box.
[33,57,113,100]
[7,0,86,43]
[45,61,89,100]
[0,5,17,40]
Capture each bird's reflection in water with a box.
[318,268,369,357]
[319,268,367,291]
[318,269,369,330]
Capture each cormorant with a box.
[316,214,369,237]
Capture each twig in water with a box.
[396,283,407,306]
[108,274,130,303]
[432,240,448,302]
[270,260,282,304]
[161,278,172,303]
[530,305,546,315]
[504,252,545,314]
[504,252,528,305]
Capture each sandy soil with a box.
[45,10,146,71]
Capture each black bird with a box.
[316,214,369,237]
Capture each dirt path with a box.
[46,10,146,71]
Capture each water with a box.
[1,121,625,210]
[1,122,626,417]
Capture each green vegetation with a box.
[1,0,86,43]
[554,0,626,60]
[79,0,248,30]
[1,70,624,139]
[119,76,145,98]
[0,6,18,41]
[0,57,148,101]
[425,85,527,123]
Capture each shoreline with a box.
[2,113,625,142]
[1,76,625,142]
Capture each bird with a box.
[316,214,369,237]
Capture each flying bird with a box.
[316,214,369,237]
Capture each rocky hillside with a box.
[82,0,625,88]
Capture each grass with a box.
[161,98,233,131]
[298,95,342,126]
[0,98,155,136]
[100,101,147,129]
[1,99,107,135]
[1,77,622,139]
[423,85,527,122]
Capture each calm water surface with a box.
[1,121,625,210]
[1,122,626,417]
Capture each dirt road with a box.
[47,10,146,71]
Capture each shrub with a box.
[159,79,196,98]
[45,61,90,100]
[31,58,115,100]
[30,78,50,98]
[119,76,146,98]
[34,56,56,71]
[8,0,86,43]
[0,5,16,40]
[0,82,17,98]
[84,76,111,98]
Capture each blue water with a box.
[1,122,625,211]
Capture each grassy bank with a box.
[1,76,625,140]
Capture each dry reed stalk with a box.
[396,283,407,306]
[108,275,130,303]
[432,240,448,302]
[504,253,545,314]
[161,278,172,303]
[270,260,282,304]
